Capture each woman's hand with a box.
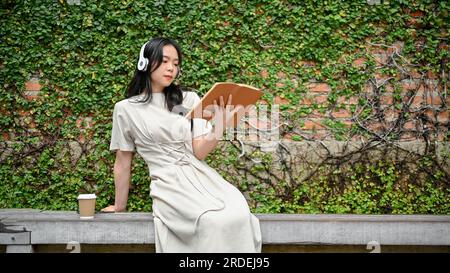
[100,205,116,213]
[203,94,243,129]
[192,94,243,160]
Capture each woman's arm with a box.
[192,95,242,161]
[192,124,224,161]
[101,150,133,212]
[113,150,133,212]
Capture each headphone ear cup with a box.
[137,41,149,71]
[138,58,148,71]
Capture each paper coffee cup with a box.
[77,194,96,219]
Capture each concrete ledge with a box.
[1,209,449,249]
[0,232,31,245]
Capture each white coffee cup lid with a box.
[77,193,97,200]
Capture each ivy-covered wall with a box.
[1,1,448,214]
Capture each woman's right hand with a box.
[100,205,116,213]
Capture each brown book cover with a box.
[186,82,264,127]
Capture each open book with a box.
[186,82,264,128]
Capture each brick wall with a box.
[14,73,448,144]
[6,36,448,145]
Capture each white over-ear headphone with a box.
[137,41,149,71]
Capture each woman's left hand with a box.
[100,205,116,213]
[203,94,243,129]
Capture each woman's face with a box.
[150,45,179,92]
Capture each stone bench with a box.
[1,209,449,253]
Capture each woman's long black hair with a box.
[126,37,184,111]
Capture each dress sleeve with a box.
[189,92,213,138]
[110,103,136,152]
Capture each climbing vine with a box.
[0,0,448,213]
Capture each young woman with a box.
[101,37,262,253]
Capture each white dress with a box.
[109,91,262,253]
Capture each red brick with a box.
[307,83,331,93]
[302,120,325,130]
[374,72,391,82]
[438,111,449,124]
[423,79,439,91]
[424,109,435,121]
[282,133,292,141]
[407,18,419,26]
[274,96,289,105]
[310,130,327,140]
[364,83,373,93]
[373,54,389,66]
[78,133,85,143]
[2,132,10,141]
[277,71,286,79]
[337,96,358,104]
[23,91,40,100]
[275,82,285,88]
[297,130,327,140]
[404,121,416,130]
[402,79,425,92]
[426,92,443,105]
[76,117,93,129]
[385,109,399,122]
[402,80,418,90]
[260,69,269,79]
[314,95,328,104]
[248,134,259,142]
[299,60,316,67]
[385,84,395,92]
[436,133,446,141]
[25,81,41,91]
[411,92,443,106]
[342,120,353,128]
[380,95,393,105]
[410,10,424,17]
[392,41,404,53]
[369,43,401,55]
[369,46,389,55]
[367,122,385,132]
[301,95,328,105]
[351,135,367,142]
[301,97,313,105]
[400,132,416,141]
[438,43,448,51]
[353,57,366,67]
[18,109,30,117]
[331,109,351,118]
[426,71,438,79]
[308,110,323,118]
[409,70,423,79]
[411,95,424,106]
[27,119,37,129]
[78,131,94,143]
